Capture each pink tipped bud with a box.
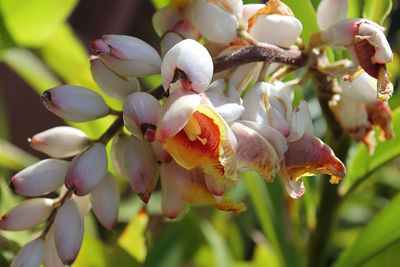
[123,92,161,142]
[90,56,141,100]
[29,126,90,158]
[161,39,213,93]
[90,172,120,230]
[111,133,130,180]
[65,143,108,196]
[41,85,110,122]
[126,135,159,204]
[10,159,69,197]
[316,0,348,30]
[11,238,45,267]
[0,198,54,231]
[91,35,162,77]
[54,198,84,265]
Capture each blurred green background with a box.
[1,0,400,266]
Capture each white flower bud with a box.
[90,56,141,100]
[0,198,54,231]
[340,72,378,106]
[65,143,108,196]
[91,35,162,77]
[215,103,244,122]
[11,238,45,267]
[249,14,302,48]
[190,0,240,43]
[54,198,84,265]
[111,133,130,180]
[10,159,69,197]
[125,135,159,204]
[41,85,110,122]
[161,39,213,93]
[90,172,119,230]
[152,4,181,36]
[123,92,161,142]
[316,0,348,30]
[43,228,64,267]
[29,126,91,158]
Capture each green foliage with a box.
[284,0,319,42]
[363,0,392,24]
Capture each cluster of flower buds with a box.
[2,0,395,265]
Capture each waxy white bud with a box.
[191,0,240,43]
[41,85,110,122]
[11,238,45,267]
[65,143,108,196]
[111,133,130,180]
[340,72,378,106]
[43,228,64,267]
[0,198,54,231]
[10,159,69,197]
[29,126,91,158]
[90,172,120,230]
[126,135,159,204]
[90,56,141,100]
[54,198,84,265]
[123,92,161,142]
[91,35,162,77]
[316,0,348,30]
[161,39,213,93]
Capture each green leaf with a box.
[334,193,400,267]
[74,235,107,267]
[0,138,38,171]
[363,0,392,24]
[0,0,79,47]
[341,107,400,196]
[150,0,170,9]
[283,0,319,43]
[347,0,362,18]
[118,209,148,263]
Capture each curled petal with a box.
[65,143,108,196]
[123,92,161,142]
[11,238,44,267]
[161,39,213,93]
[111,133,130,180]
[242,4,264,22]
[91,35,162,77]
[90,172,120,230]
[283,134,346,184]
[0,198,54,231]
[41,85,110,122]
[54,198,84,265]
[231,122,280,181]
[29,126,90,158]
[215,103,244,123]
[280,171,305,199]
[90,56,141,100]
[367,101,394,142]
[10,159,69,197]
[316,0,348,30]
[126,135,159,204]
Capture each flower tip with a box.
[138,193,150,204]
[8,181,15,191]
[90,39,109,52]
[41,90,52,103]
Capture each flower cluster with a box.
[1,0,395,266]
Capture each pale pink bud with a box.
[91,35,162,77]
[10,159,69,197]
[90,56,141,100]
[111,133,130,180]
[161,39,213,93]
[125,135,159,204]
[65,143,108,196]
[249,14,302,48]
[41,85,110,122]
[29,126,90,158]
[317,0,348,30]
[11,238,44,267]
[190,0,240,43]
[0,198,54,231]
[90,172,119,230]
[54,198,84,265]
[123,92,161,142]
[43,229,64,267]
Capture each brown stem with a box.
[98,115,124,145]
[213,44,307,73]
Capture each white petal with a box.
[91,35,162,77]
[161,39,213,93]
[29,126,90,158]
[287,100,313,142]
[152,5,181,36]
[161,31,184,56]
[229,62,263,93]
[340,72,378,106]
[242,3,264,21]
[11,238,44,267]
[10,159,69,197]
[329,93,369,129]
[65,143,108,196]
[206,79,241,106]
[317,0,348,30]
[90,172,120,230]
[321,18,361,48]
[0,198,54,231]
[54,198,84,265]
[72,194,91,217]
[41,85,110,122]
[280,171,305,199]
[90,57,141,100]
[215,103,244,122]
[358,22,393,64]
